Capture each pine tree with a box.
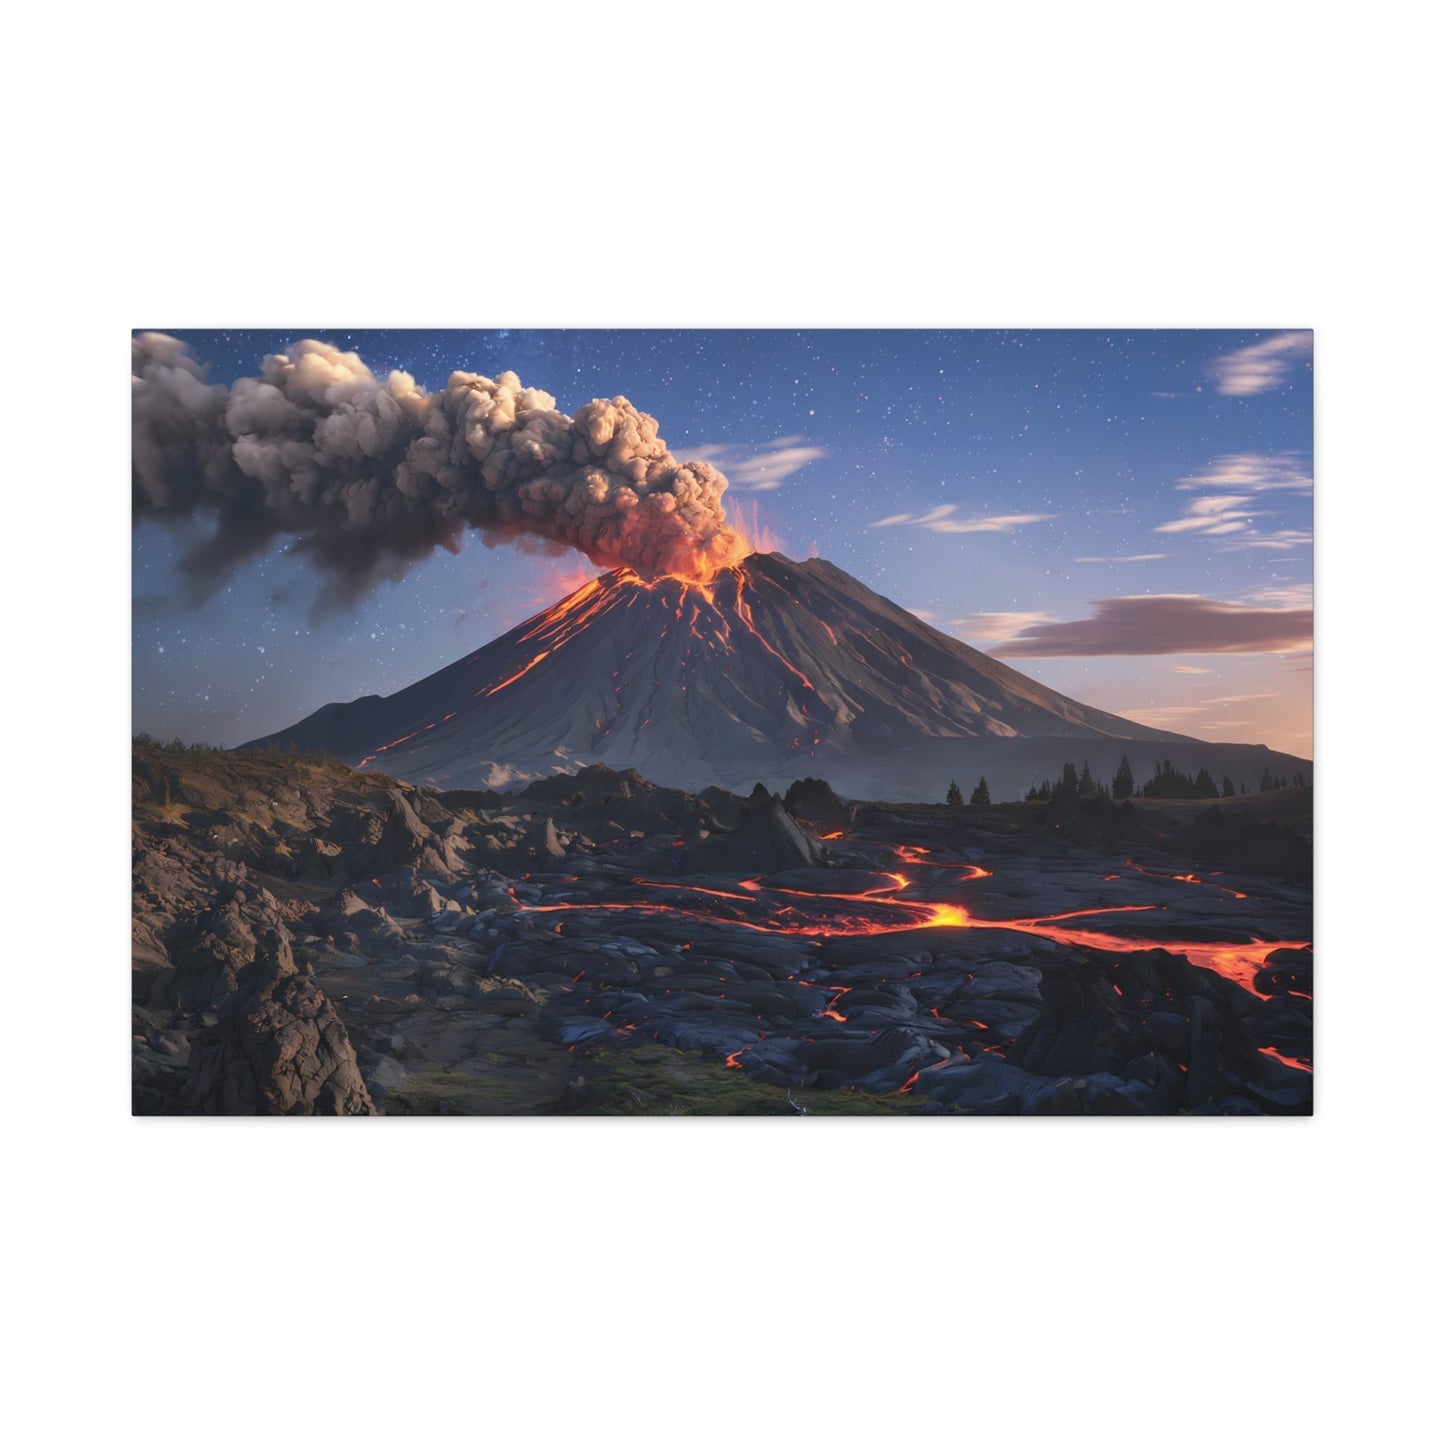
[1221,775,1235,798]
[1112,755,1134,799]
[970,776,991,806]
[1140,759,1197,800]
[1025,784,1039,802]
[946,780,963,806]
[1059,761,1079,799]
[1079,760,1097,798]
[1194,766,1219,799]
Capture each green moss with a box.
[379,1063,520,1116]
[576,1042,931,1116]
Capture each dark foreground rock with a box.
[187,925,377,1116]
[168,880,376,1115]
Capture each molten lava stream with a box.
[1122,858,1248,901]
[893,843,991,881]
[357,579,631,766]
[1257,1046,1312,1073]
[515,855,1308,997]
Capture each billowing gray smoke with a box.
[132,333,749,604]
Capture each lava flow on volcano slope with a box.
[248,550,1276,801]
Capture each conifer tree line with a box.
[945,776,993,806]
[1022,756,1309,803]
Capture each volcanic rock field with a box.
[133,741,1313,1116]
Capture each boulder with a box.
[186,924,377,1116]
[678,787,825,874]
[369,792,463,875]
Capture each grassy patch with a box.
[577,1043,930,1116]
[378,1063,526,1116]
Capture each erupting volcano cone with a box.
[245,553,1301,799]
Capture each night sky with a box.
[132,329,1313,758]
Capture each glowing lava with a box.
[1258,1046,1312,1073]
[514,839,1309,997]
[1120,858,1248,901]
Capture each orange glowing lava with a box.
[358,526,829,769]
[1258,1046,1312,1073]
[1123,859,1248,901]
[514,839,1308,997]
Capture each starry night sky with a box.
[132,329,1313,758]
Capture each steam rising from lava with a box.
[132,332,750,605]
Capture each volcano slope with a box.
[245,553,1310,801]
[134,742,1312,1116]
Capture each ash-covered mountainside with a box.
[246,553,1307,799]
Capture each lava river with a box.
[515,841,1310,999]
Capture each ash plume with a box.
[132,332,748,605]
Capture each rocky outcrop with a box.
[369,792,464,875]
[679,784,825,874]
[520,815,567,868]
[783,776,850,834]
[141,859,375,1115]
[186,920,376,1116]
[1004,948,1311,1114]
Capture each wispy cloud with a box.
[673,434,827,492]
[1076,553,1170,563]
[956,610,1057,644]
[1156,494,1261,535]
[1172,664,1212,674]
[1175,451,1312,495]
[1212,331,1312,396]
[1219,528,1313,552]
[1158,452,1312,550]
[869,504,1055,534]
[993,594,1313,657]
[1247,582,1313,608]
[1123,693,1275,729]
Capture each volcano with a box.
[245,553,1308,800]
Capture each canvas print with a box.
[132,329,1313,1116]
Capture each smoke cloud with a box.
[132,333,749,605]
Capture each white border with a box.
[7,4,1431,1438]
